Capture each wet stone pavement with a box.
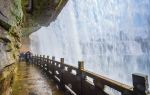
[12,62,64,95]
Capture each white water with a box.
[30,0,150,89]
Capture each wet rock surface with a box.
[0,63,16,95]
[12,62,63,95]
[0,0,69,94]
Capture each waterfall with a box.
[30,0,150,89]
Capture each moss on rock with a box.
[0,0,69,94]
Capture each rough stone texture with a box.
[0,0,68,94]
[0,25,20,95]
[0,63,16,95]
[0,0,23,26]
[21,0,68,37]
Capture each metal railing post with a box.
[39,55,42,66]
[35,55,37,64]
[36,54,39,64]
[52,56,55,77]
[78,61,85,95]
[42,55,45,68]
[46,56,49,71]
[132,73,149,95]
[60,58,65,90]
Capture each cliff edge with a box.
[0,0,68,94]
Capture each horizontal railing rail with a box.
[26,54,149,95]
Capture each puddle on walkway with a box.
[12,62,64,95]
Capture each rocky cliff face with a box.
[0,0,22,71]
[0,0,68,94]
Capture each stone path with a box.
[11,62,63,95]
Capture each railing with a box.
[28,54,149,95]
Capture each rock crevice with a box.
[0,0,68,94]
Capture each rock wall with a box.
[0,0,22,93]
[0,0,22,71]
[0,0,68,94]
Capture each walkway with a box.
[11,62,64,95]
